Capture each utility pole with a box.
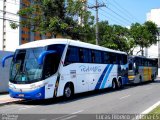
[158,30,160,68]
[88,0,106,45]
[2,0,7,50]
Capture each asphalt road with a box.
[0,80,160,120]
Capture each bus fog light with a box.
[36,93,42,97]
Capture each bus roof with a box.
[17,38,126,54]
[129,55,158,60]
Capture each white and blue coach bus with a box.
[2,39,128,100]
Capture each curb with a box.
[0,99,23,106]
[141,101,160,114]
[0,92,9,95]
[134,101,160,120]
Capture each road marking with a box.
[52,110,84,120]
[0,106,22,112]
[18,106,36,111]
[133,101,160,120]
[1,105,19,109]
[119,95,131,100]
[71,110,84,114]
[142,101,160,114]
[61,115,77,120]
[52,115,70,120]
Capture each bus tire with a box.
[139,76,142,83]
[112,79,118,90]
[151,74,155,82]
[63,83,74,99]
[118,78,123,89]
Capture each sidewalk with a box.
[0,94,22,105]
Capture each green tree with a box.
[11,0,94,40]
[130,21,158,56]
[144,21,158,45]
[96,21,135,54]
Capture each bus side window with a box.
[91,50,95,63]
[122,55,127,65]
[91,50,102,63]
[117,54,122,65]
[110,53,117,64]
[79,48,84,62]
[144,59,148,66]
[95,51,102,63]
[129,63,133,70]
[79,48,90,63]
[43,54,58,78]
[103,52,110,64]
[64,46,79,65]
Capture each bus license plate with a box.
[18,94,24,97]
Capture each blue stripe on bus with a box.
[100,64,114,89]
[95,64,110,90]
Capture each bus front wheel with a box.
[63,83,74,99]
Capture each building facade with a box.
[0,0,88,51]
[0,0,20,51]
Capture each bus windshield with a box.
[9,44,66,84]
[10,47,45,84]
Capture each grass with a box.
[141,106,160,120]
[149,106,160,114]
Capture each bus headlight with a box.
[30,84,37,89]
[9,84,16,89]
[30,82,48,90]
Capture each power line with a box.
[98,10,123,25]
[98,7,130,26]
[88,3,125,26]
[107,1,134,21]
[0,9,18,16]
[0,16,19,23]
[88,1,132,26]
[88,2,125,25]
[106,7,132,25]
[111,0,140,22]
[0,0,20,5]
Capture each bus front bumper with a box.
[9,86,45,100]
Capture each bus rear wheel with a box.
[63,84,73,99]
[151,74,155,82]
[118,79,122,89]
[112,80,117,90]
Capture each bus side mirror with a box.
[133,63,136,68]
[1,54,14,68]
[38,50,56,65]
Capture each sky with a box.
[88,0,160,27]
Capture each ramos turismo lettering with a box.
[79,65,102,72]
